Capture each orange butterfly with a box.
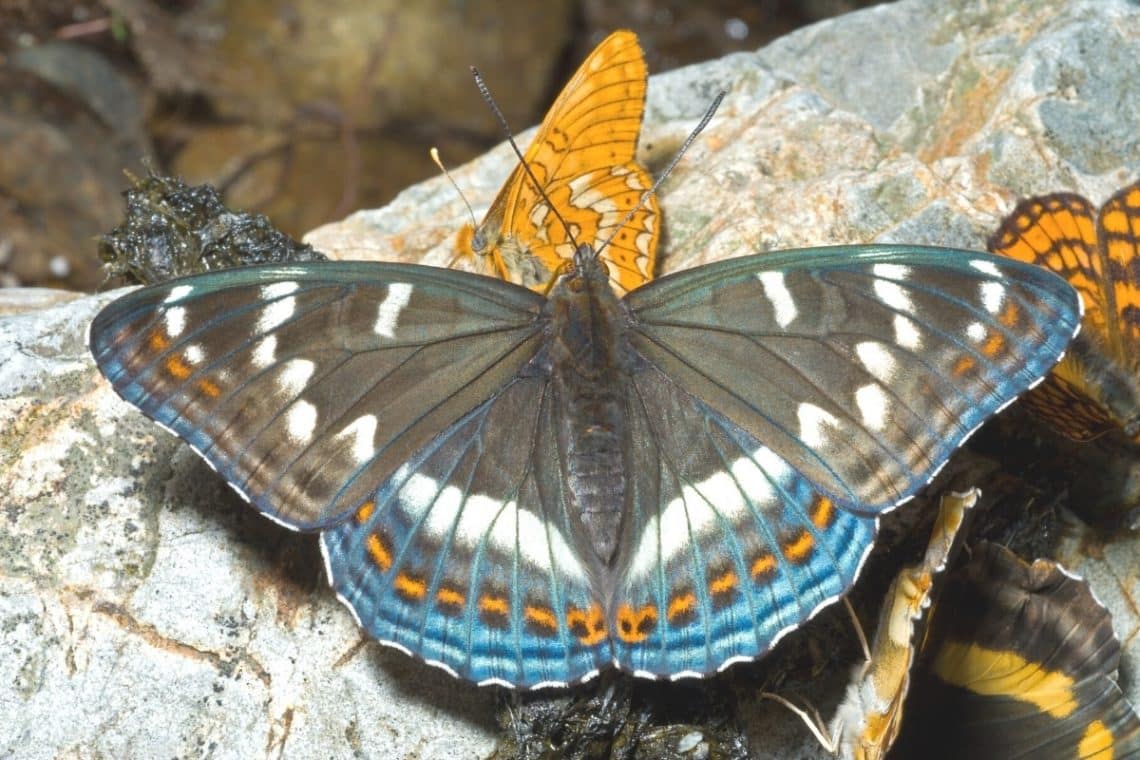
[455,30,659,295]
[988,181,1140,442]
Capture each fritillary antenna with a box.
[758,691,839,753]
[594,91,725,264]
[470,66,582,252]
[430,147,479,231]
[843,597,872,665]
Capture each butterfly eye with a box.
[471,229,488,254]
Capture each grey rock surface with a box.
[3,0,1139,757]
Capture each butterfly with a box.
[768,488,977,759]
[891,542,1140,759]
[988,181,1140,442]
[828,487,977,759]
[88,243,1079,688]
[454,30,659,295]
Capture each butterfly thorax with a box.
[542,246,636,566]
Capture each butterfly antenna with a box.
[430,147,479,230]
[594,91,725,261]
[471,66,581,252]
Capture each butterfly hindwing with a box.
[610,362,878,677]
[893,542,1140,759]
[321,374,609,687]
[89,262,546,530]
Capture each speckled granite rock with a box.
[3,0,1139,757]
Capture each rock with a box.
[3,0,1139,757]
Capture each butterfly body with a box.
[90,245,1080,688]
[542,247,638,566]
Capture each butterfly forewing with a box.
[626,246,1080,511]
[89,262,546,530]
[988,182,1140,441]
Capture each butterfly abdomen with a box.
[546,252,639,566]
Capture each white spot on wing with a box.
[374,283,414,338]
[653,478,733,567]
[252,335,277,368]
[257,296,296,333]
[569,173,617,214]
[184,344,205,364]
[855,341,896,381]
[277,358,315,395]
[970,259,1003,277]
[873,263,911,280]
[286,400,318,443]
[627,445,789,578]
[262,281,299,299]
[873,274,914,313]
[798,402,839,448]
[164,285,193,303]
[892,315,922,350]
[529,203,550,229]
[164,307,186,337]
[758,271,797,328]
[980,281,1005,314]
[336,414,377,463]
[731,455,777,506]
[966,322,987,342]
[398,472,587,581]
[754,445,793,481]
[855,383,890,431]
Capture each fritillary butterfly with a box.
[989,180,1140,442]
[456,30,659,295]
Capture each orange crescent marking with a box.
[751,553,778,580]
[148,331,169,352]
[164,354,192,380]
[810,496,835,529]
[566,604,608,646]
[615,603,658,643]
[364,534,392,572]
[524,605,559,632]
[393,573,426,600]
[782,529,815,564]
[354,500,376,524]
[709,570,738,596]
[479,594,509,616]
[666,592,698,623]
[197,378,222,398]
[436,587,465,608]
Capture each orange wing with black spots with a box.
[455,30,659,295]
[989,181,1140,441]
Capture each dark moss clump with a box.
[98,170,326,286]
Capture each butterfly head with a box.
[551,243,611,294]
